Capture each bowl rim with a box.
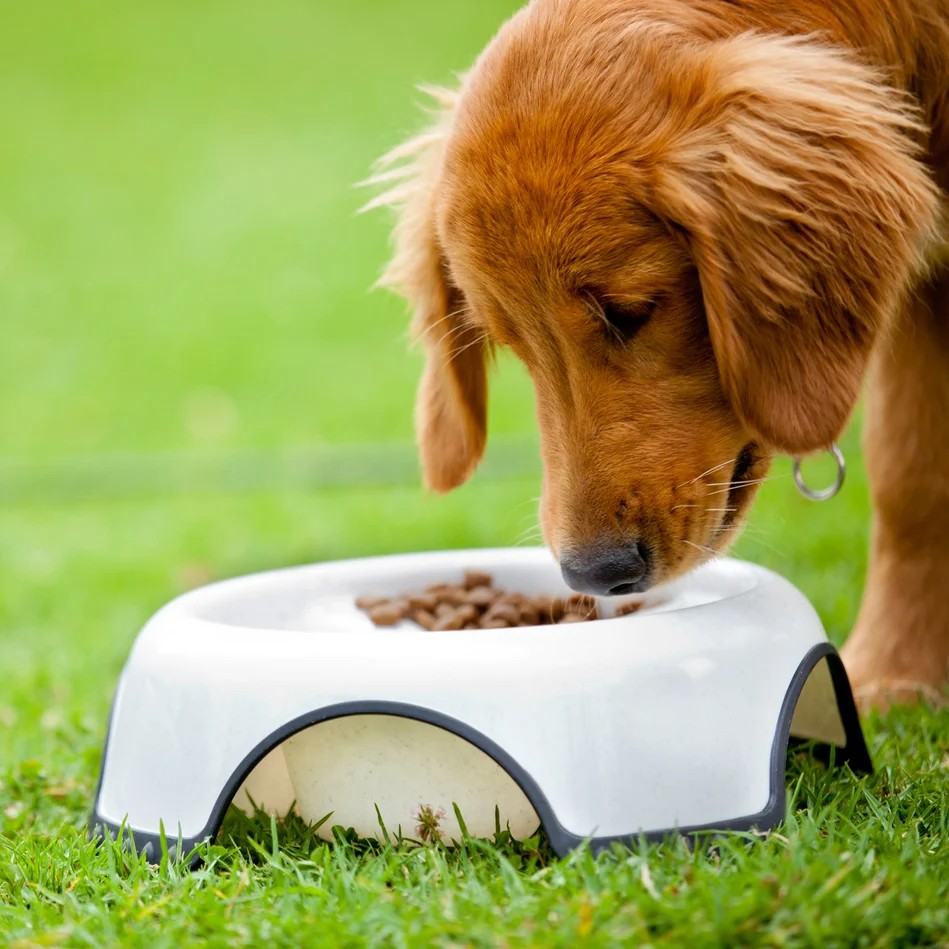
[159,547,769,636]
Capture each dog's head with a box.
[371,6,940,594]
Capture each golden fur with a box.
[368,0,949,709]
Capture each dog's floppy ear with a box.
[412,273,488,493]
[365,86,487,492]
[651,34,942,455]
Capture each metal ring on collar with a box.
[793,444,846,502]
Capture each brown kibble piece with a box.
[466,586,497,608]
[408,593,439,612]
[368,604,407,626]
[425,583,453,595]
[537,596,565,622]
[355,595,388,611]
[440,588,471,607]
[411,609,438,631]
[481,618,512,629]
[485,603,520,625]
[559,613,587,623]
[464,570,493,590]
[435,601,456,620]
[434,610,466,631]
[454,604,479,624]
[496,593,526,609]
[615,601,644,617]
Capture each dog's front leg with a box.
[844,267,949,711]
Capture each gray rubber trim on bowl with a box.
[89,642,871,866]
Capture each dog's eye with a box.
[599,298,657,345]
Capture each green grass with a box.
[1,1,947,945]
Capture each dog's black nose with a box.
[560,542,652,597]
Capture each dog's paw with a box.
[843,618,949,714]
[849,677,948,715]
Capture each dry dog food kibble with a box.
[357,571,644,629]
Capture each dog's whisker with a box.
[733,533,784,558]
[706,476,777,488]
[417,305,473,341]
[419,321,487,357]
[706,477,789,497]
[514,527,544,547]
[512,496,543,516]
[670,503,738,514]
[684,539,719,557]
[579,290,625,341]
[705,473,788,493]
[394,298,481,358]
[419,321,488,359]
[677,456,739,489]
[736,522,779,540]
[515,520,543,541]
[445,333,490,362]
[514,515,543,538]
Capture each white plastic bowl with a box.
[90,548,869,860]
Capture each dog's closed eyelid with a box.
[592,295,658,345]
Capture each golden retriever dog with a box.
[368,0,949,709]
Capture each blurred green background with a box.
[0,0,870,772]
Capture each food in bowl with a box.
[356,570,642,630]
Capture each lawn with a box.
[1,1,946,945]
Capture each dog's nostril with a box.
[560,541,652,597]
[634,538,650,566]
